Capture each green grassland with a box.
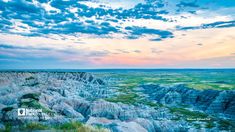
[99,71,235,92]
[1,122,109,132]
[103,71,235,105]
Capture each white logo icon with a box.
[18,108,26,116]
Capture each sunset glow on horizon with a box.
[0,0,235,69]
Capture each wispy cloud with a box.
[133,50,141,53]
[151,48,163,54]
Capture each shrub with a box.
[22,123,48,130]
[21,93,40,101]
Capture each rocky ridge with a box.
[140,84,235,120]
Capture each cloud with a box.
[0,43,112,66]
[176,1,199,8]
[38,21,120,36]
[116,49,129,54]
[0,0,171,40]
[178,20,235,30]
[0,0,234,42]
[133,50,141,53]
[0,44,51,50]
[86,50,111,57]
[151,48,163,54]
[125,26,173,41]
[197,43,203,46]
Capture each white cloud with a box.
[79,0,145,9]
[2,0,11,3]
[68,7,78,13]
[162,11,232,27]
[9,21,34,34]
[41,2,61,14]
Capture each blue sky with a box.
[0,0,235,69]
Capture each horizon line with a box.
[0,68,235,71]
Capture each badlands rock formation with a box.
[0,72,234,131]
[140,84,235,119]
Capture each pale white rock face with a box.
[115,121,148,132]
[87,117,116,126]
[86,117,148,132]
[133,118,156,132]
[52,102,85,120]
[90,100,122,119]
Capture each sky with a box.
[0,0,235,69]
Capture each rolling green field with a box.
[95,70,235,91]
[93,70,235,106]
